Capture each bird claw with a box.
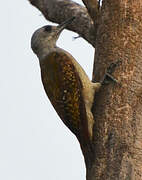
[106,60,122,74]
[101,73,118,85]
[101,60,122,85]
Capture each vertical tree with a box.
[28,0,142,179]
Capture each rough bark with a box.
[90,1,142,179]
[28,0,97,46]
[28,0,142,179]
[82,0,99,22]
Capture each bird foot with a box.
[101,60,122,85]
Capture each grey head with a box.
[31,17,75,59]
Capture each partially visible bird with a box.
[31,17,101,146]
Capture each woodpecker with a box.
[31,17,101,144]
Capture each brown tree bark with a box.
[28,0,142,179]
[28,0,96,46]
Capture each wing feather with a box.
[40,51,89,141]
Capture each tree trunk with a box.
[89,1,142,179]
[28,0,142,179]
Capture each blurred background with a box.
[0,1,94,179]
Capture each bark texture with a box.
[28,0,97,46]
[28,0,142,179]
[91,1,142,179]
[82,0,99,22]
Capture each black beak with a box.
[57,17,75,33]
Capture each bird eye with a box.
[44,26,52,32]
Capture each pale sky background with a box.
[0,1,94,179]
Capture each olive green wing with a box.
[40,51,89,141]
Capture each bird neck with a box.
[37,44,58,60]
